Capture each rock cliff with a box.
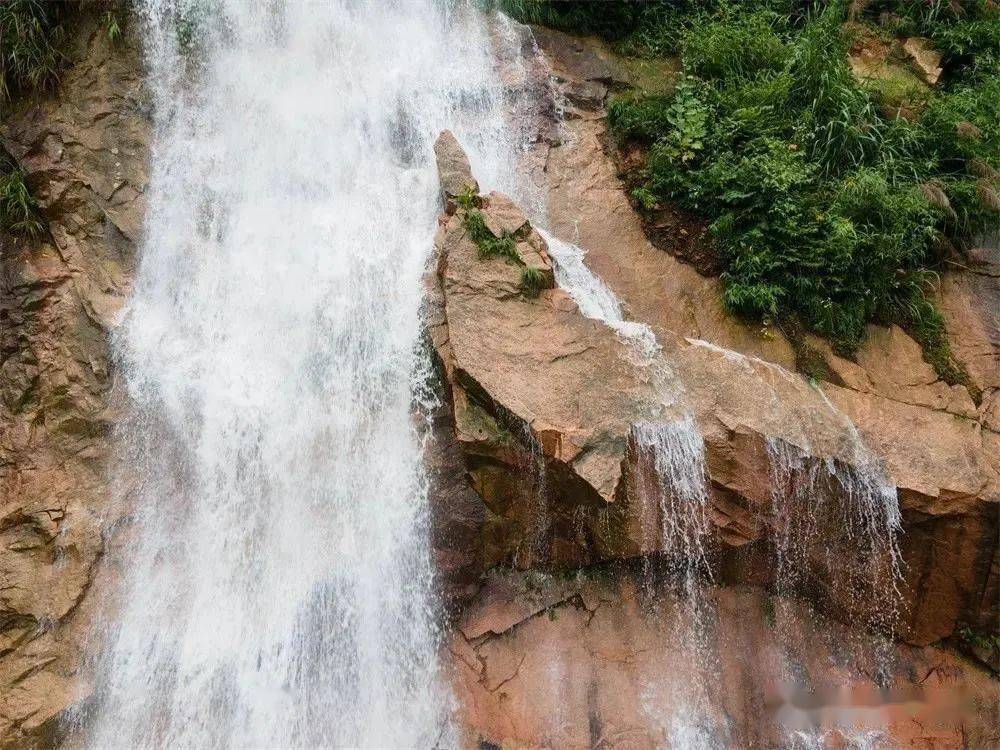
[0,16,145,746]
[426,129,998,748]
[427,123,998,646]
[0,10,996,750]
[450,568,999,749]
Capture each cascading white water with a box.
[539,225,907,747]
[541,229,661,361]
[631,419,712,572]
[766,436,904,676]
[83,1,527,747]
[631,419,723,750]
[541,229,723,747]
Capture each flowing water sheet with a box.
[82,1,523,746]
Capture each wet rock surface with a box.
[450,569,1000,750]
[428,128,998,651]
[0,17,147,746]
[527,26,999,650]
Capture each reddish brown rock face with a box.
[450,571,1000,750]
[524,27,999,652]
[426,127,998,652]
[0,15,149,746]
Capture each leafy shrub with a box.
[596,0,997,379]
[494,0,707,57]
[494,0,646,40]
[607,93,676,143]
[104,9,122,43]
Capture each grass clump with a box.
[103,9,122,43]
[959,626,1000,653]
[683,9,788,80]
[465,208,519,261]
[599,0,998,381]
[0,154,43,238]
[0,1,126,102]
[520,266,545,297]
[0,0,68,100]
[462,199,548,297]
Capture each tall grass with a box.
[0,154,43,237]
[0,0,67,100]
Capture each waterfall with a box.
[630,419,712,573]
[81,1,524,746]
[541,228,662,362]
[538,222,908,746]
[631,419,723,750]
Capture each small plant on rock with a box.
[456,185,479,211]
[104,10,122,43]
[520,266,545,298]
[465,208,519,261]
[0,157,43,237]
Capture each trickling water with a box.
[541,229,662,362]
[540,228,624,322]
[766,437,904,668]
[537,223,908,746]
[631,419,723,750]
[82,1,526,747]
[630,419,712,572]
[785,728,889,750]
[540,229,723,746]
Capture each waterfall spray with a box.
[81,1,526,746]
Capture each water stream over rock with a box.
[61,2,921,746]
[80,1,527,746]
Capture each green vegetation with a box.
[0,0,68,100]
[0,1,127,102]
[958,626,1000,654]
[465,208,519,261]
[462,199,549,297]
[506,0,999,382]
[0,154,43,237]
[520,266,546,298]
[104,9,122,43]
[495,0,650,40]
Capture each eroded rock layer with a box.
[450,568,1000,750]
